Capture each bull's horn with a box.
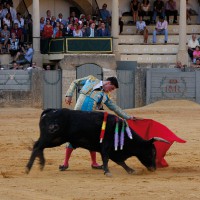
[150,137,171,144]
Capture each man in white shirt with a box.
[136,15,148,43]
[153,16,168,44]
[188,34,200,60]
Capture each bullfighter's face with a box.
[103,81,116,93]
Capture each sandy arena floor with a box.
[0,100,200,200]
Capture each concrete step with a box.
[118,44,178,54]
[118,34,200,44]
[122,25,200,35]
[120,54,176,63]
[122,15,198,25]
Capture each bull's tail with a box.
[26,140,45,174]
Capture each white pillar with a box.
[177,0,188,65]
[32,0,42,66]
[111,0,119,57]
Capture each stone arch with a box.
[19,0,95,16]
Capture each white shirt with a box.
[136,21,146,31]
[188,39,199,48]
[93,81,103,90]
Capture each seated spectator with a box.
[0,24,10,53]
[27,62,39,72]
[52,21,62,38]
[175,61,184,70]
[190,58,200,68]
[84,22,97,37]
[11,23,23,42]
[59,23,66,36]
[140,0,152,23]
[5,2,16,21]
[193,46,200,64]
[153,15,168,44]
[3,12,12,30]
[188,34,199,61]
[165,0,178,24]
[73,23,83,37]
[63,22,73,37]
[68,11,78,24]
[136,15,148,43]
[8,32,20,58]
[97,21,110,36]
[152,0,165,24]
[130,0,140,24]
[14,43,34,65]
[9,61,19,70]
[42,19,53,38]
[14,12,24,29]
[186,0,193,23]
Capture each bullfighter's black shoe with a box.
[59,165,68,171]
[91,165,103,170]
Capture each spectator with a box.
[52,21,62,38]
[192,58,200,68]
[140,0,152,23]
[0,24,10,53]
[119,8,124,34]
[24,14,32,43]
[165,0,178,24]
[50,16,56,28]
[11,23,23,42]
[186,0,193,23]
[99,4,111,26]
[193,46,200,64]
[3,12,12,30]
[130,0,141,24]
[68,11,78,24]
[8,32,20,58]
[45,10,51,22]
[84,22,97,37]
[63,22,73,37]
[9,61,19,70]
[136,15,148,43]
[153,15,168,44]
[188,34,199,61]
[73,23,83,37]
[175,61,183,69]
[5,2,16,21]
[56,13,67,28]
[40,17,45,36]
[27,62,39,72]
[14,12,24,29]
[46,65,51,70]
[152,0,165,24]
[14,43,34,65]
[42,19,53,38]
[97,21,110,36]
[0,3,7,20]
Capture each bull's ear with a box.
[149,137,171,144]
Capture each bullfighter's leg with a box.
[59,145,73,171]
[90,151,103,169]
[116,161,135,174]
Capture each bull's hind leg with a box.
[116,161,135,174]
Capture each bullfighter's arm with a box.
[65,75,95,97]
[104,99,131,120]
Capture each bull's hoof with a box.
[91,165,103,170]
[25,167,30,174]
[59,165,68,171]
[104,172,112,177]
[127,169,135,174]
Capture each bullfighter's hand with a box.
[130,116,143,120]
[65,96,72,105]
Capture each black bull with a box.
[26,108,169,176]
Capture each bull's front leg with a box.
[100,144,112,177]
[116,161,135,174]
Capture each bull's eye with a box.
[48,123,60,133]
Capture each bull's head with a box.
[137,137,170,172]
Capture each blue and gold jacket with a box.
[66,75,131,119]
